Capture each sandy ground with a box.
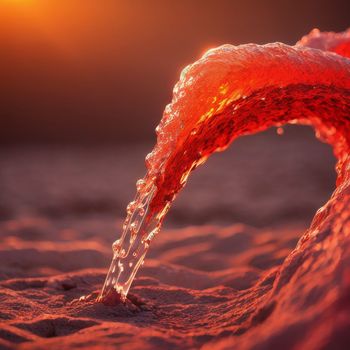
[0,126,341,349]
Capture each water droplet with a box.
[112,240,121,252]
[130,221,137,230]
[277,127,284,135]
[136,179,146,191]
[126,201,136,214]
[144,238,151,248]
[120,249,126,258]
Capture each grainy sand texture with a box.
[2,127,348,350]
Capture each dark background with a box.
[1,0,349,145]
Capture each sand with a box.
[1,126,348,350]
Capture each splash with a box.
[98,29,350,303]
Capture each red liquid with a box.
[99,29,350,303]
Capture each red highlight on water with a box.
[98,29,350,303]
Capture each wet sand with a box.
[1,126,344,349]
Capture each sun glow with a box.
[1,0,39,7]
[0,1,128,61]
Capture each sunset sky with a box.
[1,0,349,144]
